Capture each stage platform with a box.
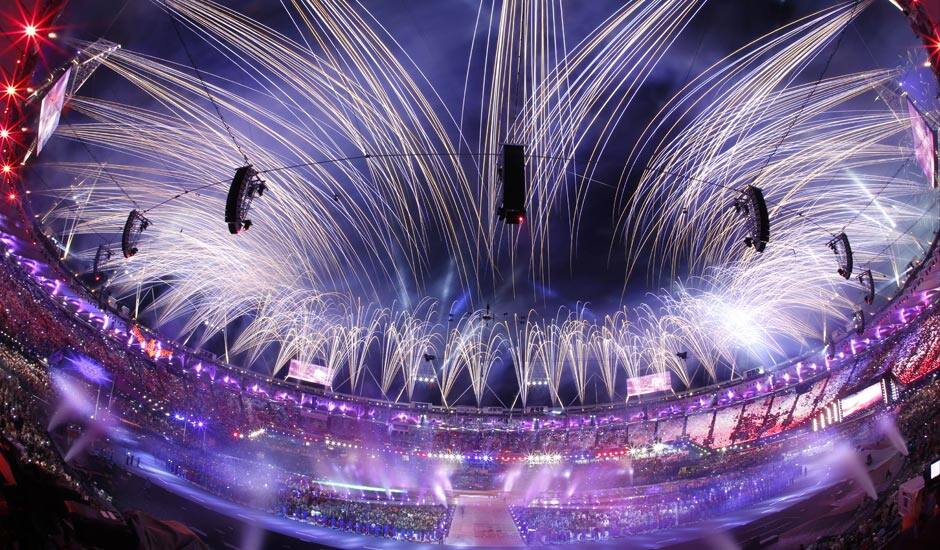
[445,494,524,547]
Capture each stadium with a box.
[1,0,940,548]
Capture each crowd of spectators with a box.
[656,416,685,443]
[809,378,940,549]
[889,312,940,384]
[0,249,906,465]
[710,404,743,448]
[2,233,940,546]
[0,341,132,546]
[627,421,656,446]
[511,392,940,547]
[761,390,799,438]
[733,396,772,444]
[1,370,93,501]
[685,411,713,446]
[789,376,830,431]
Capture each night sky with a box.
[38,1,921,308]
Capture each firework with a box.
[29,0,936,408]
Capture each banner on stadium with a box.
[286,359,331,387]
[839,381,884,419]
[37,68,71,155]
[626,371,671,398]
[908,96,938,188]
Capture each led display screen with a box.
[37,68,71,155]
[627,371,671,397]
[908,96,938,188]
[287,359,331,386]
[840,382,883,418]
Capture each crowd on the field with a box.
[511,460,805,543]
[155,437,454,542]
[277,475,453,542]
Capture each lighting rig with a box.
[858,268,875,305]
[92,244,112,281]
[225,165,267,234]
[497,144,526,225]
[852,309,866,336]
[732,185,769,252]
[121,209,150,258]
[827,232,853,279]
[416,353,438,385]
